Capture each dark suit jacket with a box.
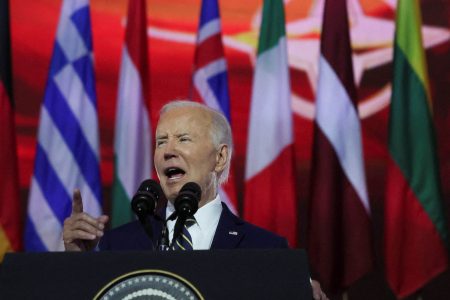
[99,202,288,250]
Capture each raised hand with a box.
[62,189,109,251]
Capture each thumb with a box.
[72,189,84,214]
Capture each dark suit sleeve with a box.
[97,221,155,251]
[98,231,111,251]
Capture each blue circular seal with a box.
[94,270,204,300]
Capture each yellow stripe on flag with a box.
[0,227,13,262]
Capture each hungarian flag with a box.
[384,0,448,297]
[244,0,297,246]
[112,0,152,227]
[307,0,373,293]
[192,0,237,214]
[0,0,22,261]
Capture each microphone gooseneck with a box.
[171,182,202,248]
[130,179,163,247]
[158,211,176,251]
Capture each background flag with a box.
[24,0,102,251]
[243,0,297,246]
[307,0,373,293]
[192,0,237,213]
[111,0,152,227]
[0,0,22,261]
[384,0,449,297]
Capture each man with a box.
[63,100,328,299]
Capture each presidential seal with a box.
[94,270,204,300]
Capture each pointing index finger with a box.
[72,189,84,214]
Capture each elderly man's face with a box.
[154,106,227,206]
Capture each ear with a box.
[214,144,228,173]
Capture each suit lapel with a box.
[211,202,245,249]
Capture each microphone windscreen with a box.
[138,179,163,195]
[131,179,162,217]
[179,182,201,199]
[174,182,201,218]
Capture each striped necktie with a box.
[172,217,196,251]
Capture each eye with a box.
[156,140,167,147]
[179,136,191,142]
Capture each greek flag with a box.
[24,0,102,251]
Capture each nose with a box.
[163,139,177,161]
[164,152,176,160]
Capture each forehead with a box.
[156,106,212,135]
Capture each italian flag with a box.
[112,0,152,227]
[244,0,297,246]
[384,0,448,297]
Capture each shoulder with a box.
[218,203,289,249]
[238,219,289,248]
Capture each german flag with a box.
[0,0,22,261]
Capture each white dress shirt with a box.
[166,194,223,250]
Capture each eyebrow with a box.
[155,134,167,140]
[155,133,190,140]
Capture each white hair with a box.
[160,100,233,185]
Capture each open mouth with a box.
[164,167,186,180]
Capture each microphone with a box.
[131,179,163,247]
[174,182,201,218]
[171,182,201,247]
[131,179,162,219]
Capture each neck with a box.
[198,189,219,208]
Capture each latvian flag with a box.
[192,0,237,213]
[307,0,373,293]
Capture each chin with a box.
[163,190,177,202]
[162,182,182,200]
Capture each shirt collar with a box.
[166,194,222,229]
[193,194,222,231]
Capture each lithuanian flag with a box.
[384,0,448,297]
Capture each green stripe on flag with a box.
[389,44,448,244]
[111,155,134,228]
[257,0,286,55]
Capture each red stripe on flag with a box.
[124,0,150,110]
[244,145,297,247]
[320,0,357,108]
[385,158,448,298]
[308,127,373,292]
[194,34,224,70]
[0,82,22,251]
